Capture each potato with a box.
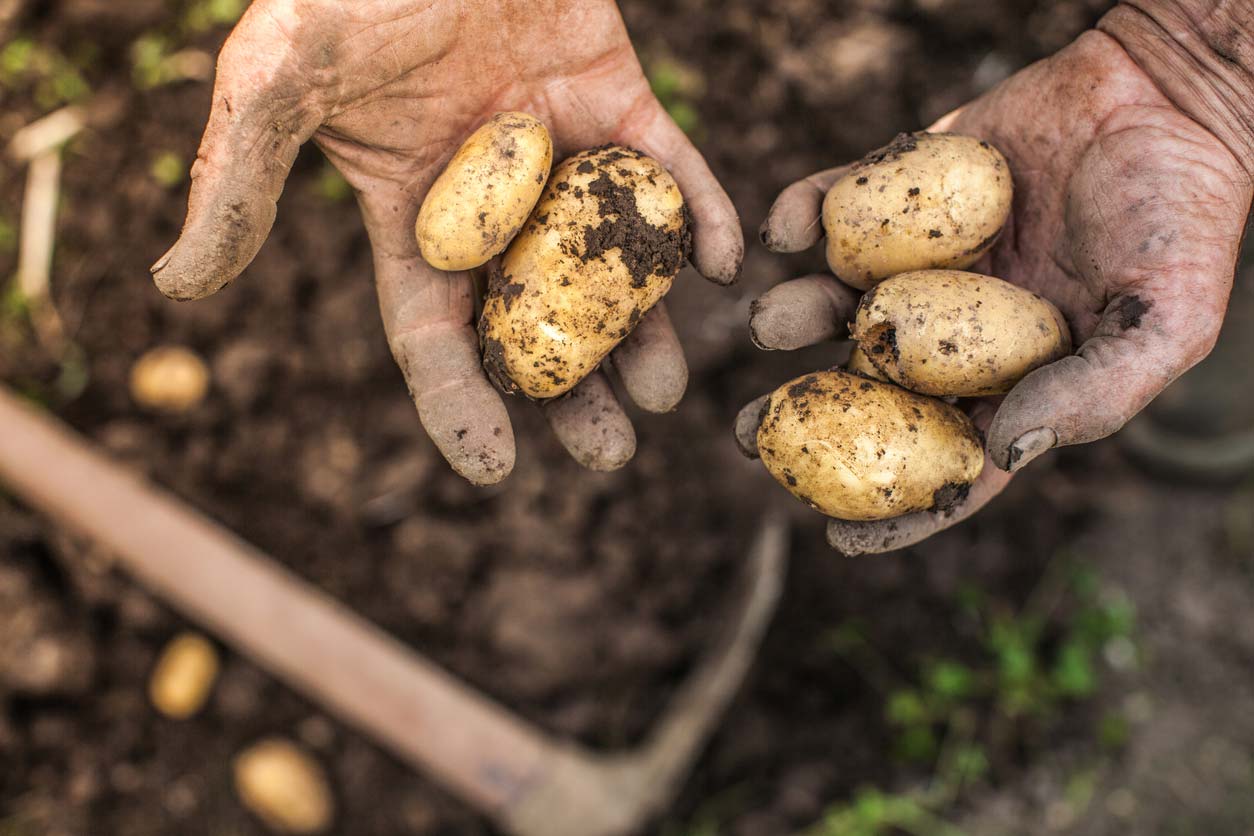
[756,370,983,521]
[130,346,210,413]
[149,632,219,719]
[416,112,552,271]
[479,145,689,399]
[851,269,1071,397]
[846,345,888,381]
[823,132,1012,290]
[234,738,334,835]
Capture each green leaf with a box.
[949,744,989,783]
[1099,711,1130,750]
[151,151,186,188]
[1053,640,1096,697]
[926,661,974,700]
[886,689,929,726]
[895,724,937,763]
[314,164,352,203]
[0,217,15,256]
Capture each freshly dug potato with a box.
[149,632,219,719]
[234,738,334,835]
[756,370,983,521]
[823,132,1012,289]
[846,345,888,381]
[479,145,690,399]
[416,112,552,271]
[852,269,1071,397]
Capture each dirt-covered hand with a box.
[152,0,742,485]
[745,15,1252,554]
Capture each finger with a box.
[987,114,1248,472]
[826,458,1013,556]
[609,303,687,412]
[617,101,743,285]
[759,164,851,253]
[364,186,515,486]
[542,371,636,471]
[151,12,323,300]
[749,274,861,350]
[733,394,771,459]
[986,303,1212,473]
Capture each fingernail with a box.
[758,221,773,248]
[150,243,176,274]
[826,521,870,556]
[1005,427,1057,472]
[733,395,770,459]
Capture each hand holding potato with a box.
[744,22,1252,553]
[153,0,742,484]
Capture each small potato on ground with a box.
[823,131,1013,289]
[234,738,334,835]
[130,345,210,414]
[756,370,983,521]
[148,631,219,719]
[852,269,1071,397]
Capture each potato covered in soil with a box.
[415,112,553,271]
[823,132,1012,289]
[851,269,1071,397]
[479,145,690,399]
[756,370,983,521]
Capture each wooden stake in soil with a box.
[0,385,787,836]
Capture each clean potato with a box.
[234,738,334,835]
[852,269,1071,397]
[823,132,1012,289]
[756,370,983,521]
[416,112,552,271]
[479,145,690,399]
[148,632,219,719]
[130,345,210,413]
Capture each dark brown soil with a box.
[10,1,1229,835]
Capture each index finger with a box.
[758,164,851,254]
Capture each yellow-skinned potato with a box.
[149,632,219,719]
[234,738,334,834]
[852,269,1072,397]
[416,112,552,271]
[480,146,690,399]
[756,370,983,521]
[823,132,1012,290]
[846,345,888,381]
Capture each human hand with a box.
[741,7,1252,553]
[152,0,742,485]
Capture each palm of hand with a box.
[155,0,741,485]
[750,31,1251,554]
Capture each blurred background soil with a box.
[2,1,1253,834]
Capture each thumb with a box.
[987,291,1221,472]
[151,11,324,301]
